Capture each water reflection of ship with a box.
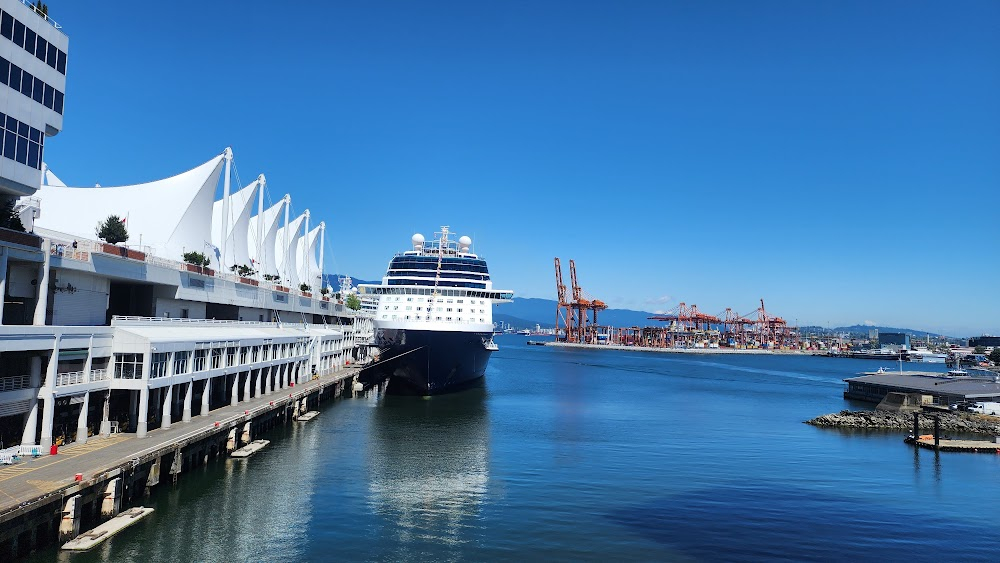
[366,388,490,547]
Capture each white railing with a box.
[0,374,31,392]
[112,316,279,326]
[17,0,63,31]
[54,369,111,386]
[55,371,85,386]
[44,232,362,317]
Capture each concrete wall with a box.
[237,307,272,322]
[50,270,110,326]
[153,298,207,320]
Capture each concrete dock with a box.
[230,439,269,458]
[911,436,1000,453]
[61,507,153,551]
[295,411,320,422]
[0,367,363,558]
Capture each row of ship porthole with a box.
[382,315,485,323]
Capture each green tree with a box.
[0,199,24,232]
[96,215,129,244]
[182,251,210,267]
[230,264,256,277]
[345,293,361,311]
[299,283,312,292]
[974,345,987,355]
[988,348,1000,364]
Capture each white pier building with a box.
[0,0,372,455]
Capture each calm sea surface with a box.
[35,337,1000,562]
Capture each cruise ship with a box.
[359,228,513,394]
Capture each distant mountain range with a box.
[496,297,666,330]
[322,284,954,339]
[497,298,954,338]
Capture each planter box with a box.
[275,285,289,293]
[0,227,42,249]
[301,292,312,298]
[185,264,214,276]
[321,296,330,302]
[101,243,145,261]
[238,277,259,287]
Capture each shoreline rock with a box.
[806,410,1000,436]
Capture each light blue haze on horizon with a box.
[39,1,998,336]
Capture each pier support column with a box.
[137,387,150,438]
[99,390,111,436]
[243,370,251,401]
[32,239,51,326]
[230,374,240,407]
[182,380,193,422]
[202,378,211,416]
[75,391,90,444]
[162,384,173,429]
[59,495,82,543]
[257,368,264,397]
[20,355,43,444]
[39,397,55,450]
[101,478,122,518]
[0,250,7,324]
[268,366,275,394]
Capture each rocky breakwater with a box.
[806,410,1000,436]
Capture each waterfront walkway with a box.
[0,368,360,515]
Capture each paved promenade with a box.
[0,368,359,515]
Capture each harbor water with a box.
[34,337,1000,561]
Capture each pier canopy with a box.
[34,153,226,262]
[31,150,329,283]
[212,178,259,269]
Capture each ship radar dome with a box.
[458,235,472,249]
[412,233,425,248]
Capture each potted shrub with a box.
[320,287,330,301]
[95,215,143,259]
[231,264,258,286]
[299,283,312,297]
[182,251,213,275]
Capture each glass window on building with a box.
[210,348,223,369]
[194,349,208,371]
[173,351,190,375]
[113,353,143,379]
[150,353,168,378]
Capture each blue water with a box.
[41,337,1000,561]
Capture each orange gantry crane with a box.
[554,258,607,343]
[554,258,573,341]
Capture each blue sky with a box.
[42,1,998,336]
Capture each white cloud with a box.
[862,320,877,326]
[646,295,673,305]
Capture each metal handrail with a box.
[17,0,63,32]
[0,374,31,392]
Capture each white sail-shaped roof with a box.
[33,154,225,263]
[211,178,259,270]
[42,166,66,186]
[248,198,285,277]
[297,225,322,288]
[276,213,305,287]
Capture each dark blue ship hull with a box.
[362,329,494,395]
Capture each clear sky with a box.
[41,1,999,336]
